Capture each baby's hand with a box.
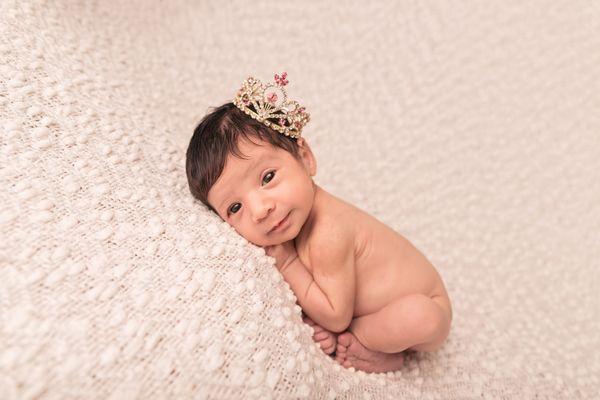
[302,314,338,355]
[264,240,298,271]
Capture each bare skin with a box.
[302,313,337,355]
[207,136,453,373]
[303,312,405,373]
[336,332,407,373]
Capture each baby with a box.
[185,73,452,373]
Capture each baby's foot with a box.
[302,315,337,355]
[335,332,405,373]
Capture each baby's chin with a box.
[250,237,290,248]
[248,229,300,248]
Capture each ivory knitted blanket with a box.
[1,0,599,398]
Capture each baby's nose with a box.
[249,193,274,223]
[252,205,274,224]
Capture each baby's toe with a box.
[313,330,329,341]
[323,343,336,354]
[337,332,353,347]
[335,349,347,363]
[312,325,324,335]
[320,337,335,349]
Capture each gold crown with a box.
[233,72,310,139]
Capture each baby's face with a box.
[207,137,317,247]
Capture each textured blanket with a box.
[1,0,598,398]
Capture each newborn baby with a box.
[186,73,452,373]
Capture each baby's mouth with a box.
[269,212,290,233]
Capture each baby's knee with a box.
[412,300,451,352]
[410,335,447,352]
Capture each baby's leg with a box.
[349,293,451,353]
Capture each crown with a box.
[233,72,310,139]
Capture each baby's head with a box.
[186,101,318,247]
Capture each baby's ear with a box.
[296,137,312,153]
[297,138,317,176]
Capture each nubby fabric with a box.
[1,1,599,399]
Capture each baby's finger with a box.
[302,316,315,326]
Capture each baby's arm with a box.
[280,227,356,332]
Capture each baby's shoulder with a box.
[306,200,358,255]
[315,210,355,239]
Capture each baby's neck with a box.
[295,183,325,244]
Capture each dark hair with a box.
[185,102,301,214]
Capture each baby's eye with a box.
[228,203,241,215]
[227,171,276,216]
[262,170,275,185]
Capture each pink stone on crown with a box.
[266,92,278,104]
[274,72,288,87]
